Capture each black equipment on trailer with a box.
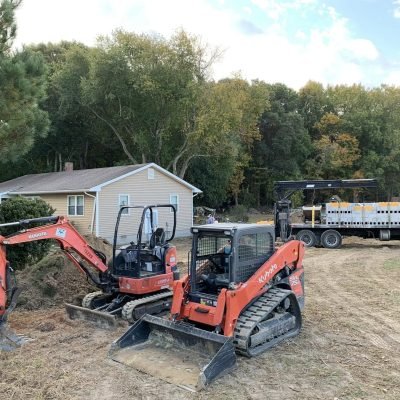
[273,179,388,248]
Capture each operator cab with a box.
[189,224,275,304]
[111,205,176,278]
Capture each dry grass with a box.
[2,237,400,399]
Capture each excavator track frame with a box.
[121,290,173,323]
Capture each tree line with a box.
[1,0,400,209]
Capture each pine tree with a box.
[0,0,49,164]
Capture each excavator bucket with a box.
[0,287,32,351]
[65,303,118,330]
[109,314,237,391]
[0,321,32,351]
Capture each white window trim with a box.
[67,194,85,217]
[170,194,179,213]
[119,194,131,215]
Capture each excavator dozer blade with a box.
[109,314,237,391]
[65,303,118,330]
[0,322,32,351]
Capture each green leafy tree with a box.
[321,84,400,198]
[54,30,264,187]
[0,41,116,182]
[0,197,55,269]
[76,29,213,169]
[298,80,332,140]
[186,78,267,206]
[188,156,236,207]
[250,83,311,205]
[38,42,106,171]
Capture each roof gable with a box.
[0,163,202,194]
[91,163,202,193]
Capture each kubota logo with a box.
[289,275,300,286]
[28,232,48,239]
[157,278,171,285]
[258,263,278,284]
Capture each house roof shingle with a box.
[0,163,201,194]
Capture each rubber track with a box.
[81,291,103,309]
[233,287,298,357]
[121,290,173,323]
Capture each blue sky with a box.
[14,0,400,89]
[326,0,400,58]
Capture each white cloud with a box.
[393,0,400,18]
[384,69,400,85]
[250,0,285,19]
[243,6,253,15]
[13,0,392,89]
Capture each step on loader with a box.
[109,223,305,391]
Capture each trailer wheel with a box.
[296,230,317,247]
[321,230,342,249]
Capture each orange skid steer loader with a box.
[110,223,305,391]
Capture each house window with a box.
[119,194,130,215]
[170,194,179,213]
[68,195,84,216]
[148,168,155,179]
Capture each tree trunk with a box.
[178,155,194,178]
[155,128,162,165]
[88,107,137,164]
[178,154,210,178]
[84,140,89,168]
[256,184,260,208]
[167,136,189,174]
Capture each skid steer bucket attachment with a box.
[65,303,118,330]
[109,314,237,391]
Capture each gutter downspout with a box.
[84,192,97,234]
[192,192,200,228]
[95,190,100,237]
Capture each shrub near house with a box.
[0,197,55,269]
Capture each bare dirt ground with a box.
[2,237,400,400]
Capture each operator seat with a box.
[149,228,166,249]
[148,228,167,264]
[200,272,230,290]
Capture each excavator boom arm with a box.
[0,216,109,320]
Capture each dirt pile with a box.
[16,235,112,310]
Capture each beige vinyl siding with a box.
[98,168,193,242]
[37,193,96,235]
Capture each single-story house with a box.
[0,163,202,242]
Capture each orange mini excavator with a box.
[0,204,178,351]
[110,223,305,391]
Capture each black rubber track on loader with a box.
[233,287,302,357]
